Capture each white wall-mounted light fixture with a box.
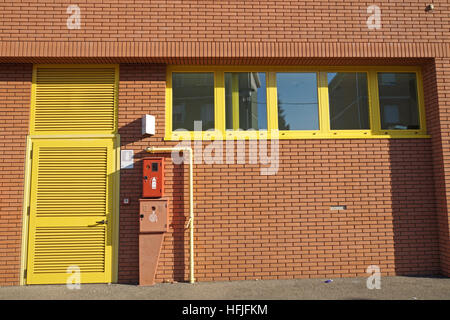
[425,4,434,11]
[142,114,155,135]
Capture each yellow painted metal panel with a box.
[231,73,240,130]
[214,71,226,135]
[19,137,32,285]
[267,72,278,133]
[368,70,382,135]
[165,69,173,140]
[26,138,115,284]
[31,65,118,135]
[416,70,427,134]
[111,134,120,283]
[318,72,330,134]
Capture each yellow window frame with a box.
[222,68,273,140]
[166,67,224,141]
[272,69,323,139]
[165,66,429,140]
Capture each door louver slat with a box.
[33,67,116,133]
[35,147,107,217]
[33,227,106,274]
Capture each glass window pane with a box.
[328,72,370,130]
[172,72,215,131]
[276,73,319,131]
[225,72,267,130]
[378,73,420,130]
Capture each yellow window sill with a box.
[165,131,430,140]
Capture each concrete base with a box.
[139,233,164,286]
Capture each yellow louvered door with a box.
[26,65,119,285]
[27,139,114,284]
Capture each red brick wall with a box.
[118,64,168,282]
[0,61,444,285]
[0,1,450,63]
[118,63,440,283]
[0,0,449,43]
[427,58,450,276]
[0,0,449,285]
[0,64,31,285]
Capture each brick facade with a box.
[0,1,449,43]
[0,64,31,285]
[0,1,449,285]
[430,58,450,277]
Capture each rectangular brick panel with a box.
[428,58,450,276]
[0,1,449,44]
[0,64,31,286]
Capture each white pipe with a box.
[146,146,195,284]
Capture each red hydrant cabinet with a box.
[139,198,169,286]
[142,157,164,198]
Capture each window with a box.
[172,72,215,131]
[225,72,267,130]
[166,67,426,140]
[377,73,420,130]
[276,73,319,131]
[328,72,369,130]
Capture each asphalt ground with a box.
[0,276,449,300]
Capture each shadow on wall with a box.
[171,162,186,282]
[118,117,146,146]
[389,139,441,276]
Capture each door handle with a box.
[96,220,108,225]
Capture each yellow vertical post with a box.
[231,73,240,130]
[214,71,225,136]
[267,72,279,138]
[165,70,173,140]
[19,136,32,285]
[188,147,194,283]
[318,72,330,133]
[368,70,382,135]
[416,70,427,133]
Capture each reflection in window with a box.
[328,72,370,130]
[276,73,319,130]
[378,73,420,130]
[225,72,267,130]
[172,72,215,131]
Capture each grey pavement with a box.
[0,276,449,300]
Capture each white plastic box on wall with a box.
[142,114,155,135]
